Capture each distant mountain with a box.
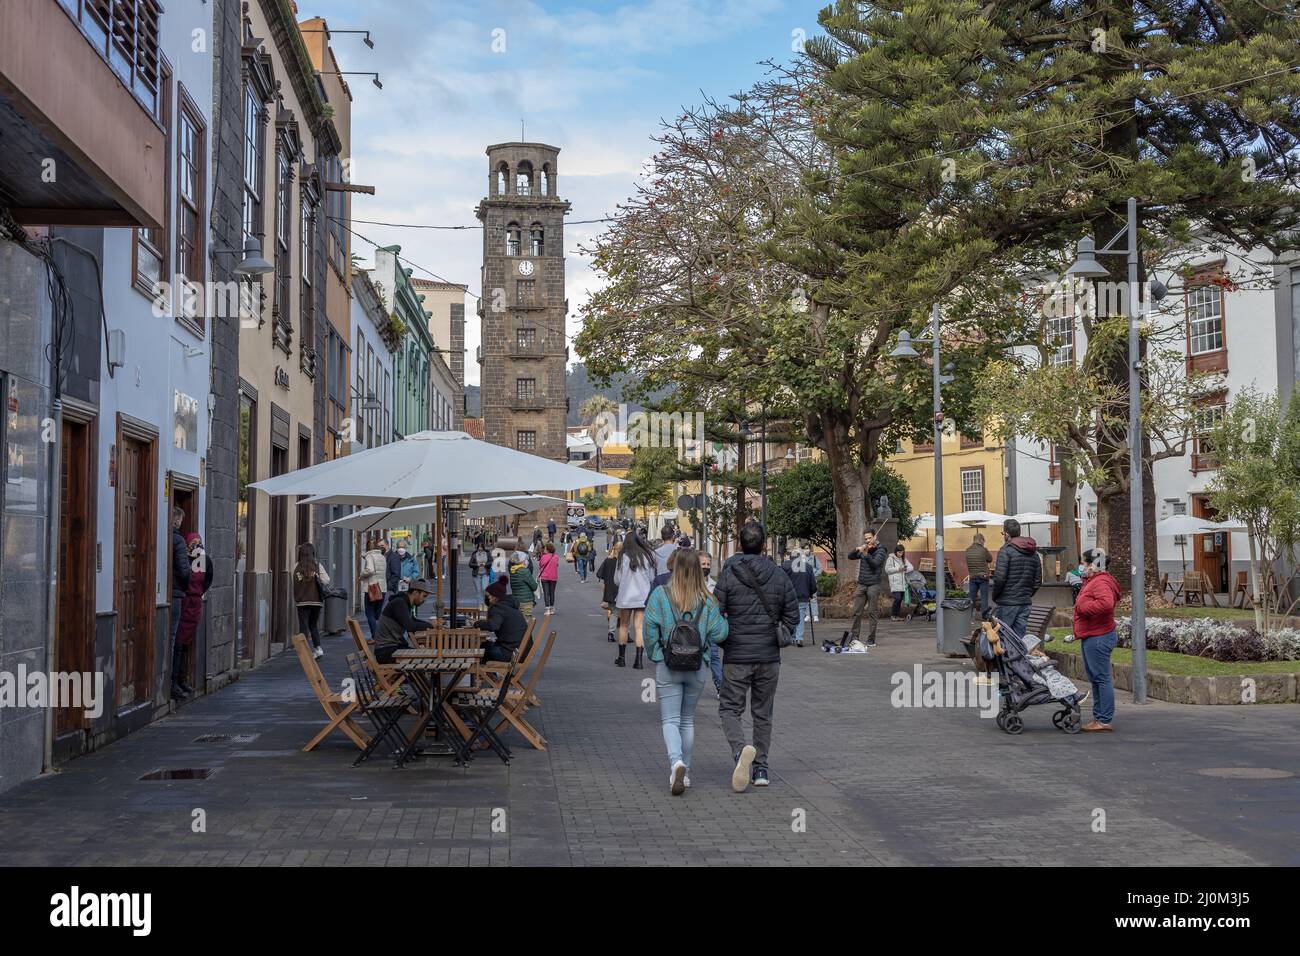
[566,362,670,426]
[464,384,480,418]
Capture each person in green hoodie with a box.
[508,550,540,618]
[643,548,728,796]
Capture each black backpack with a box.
[662,600,705,671]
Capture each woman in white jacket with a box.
[884,545,913,620]
[359,536,388,638]
[613,529,658,670]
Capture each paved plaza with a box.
[0,562,1296,867]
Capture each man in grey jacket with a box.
[846,530,887,647]
[713,521,800,792]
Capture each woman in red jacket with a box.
[173,532,213,701]
[1073,548,1121,732]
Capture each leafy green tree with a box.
[1207,388,1300,632]
[769,459,915,567]
[621,446,677,522]
[805,0,1300,589]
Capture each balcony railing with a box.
[59,0,163,118]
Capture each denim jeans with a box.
[809,594,820,620]
[992,603,1031,639]
[968,575,990,617]
[471,574,486,605]
[795,602,808,643]
[364,596,383,638]
[657,661,707,769]
[1080,628,1118,724]
[709,647,723,691]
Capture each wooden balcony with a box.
[0,0,165,227]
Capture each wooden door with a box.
[1192,495,1230,594]
[55,418,95,737]
[115,433,157,710]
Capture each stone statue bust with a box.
[876,495,893,520]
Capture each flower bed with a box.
[1114,616,1300,663]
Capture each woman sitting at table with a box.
[478,576,527,663]
[373,578,434,664]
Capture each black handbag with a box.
[736,562,794,648]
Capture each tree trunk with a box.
[1058,460,1080,572]
[820,410,869,594]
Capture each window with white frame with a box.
[1187,284,1224,355]
[1047,309,1074,366]
[960,467,984,512]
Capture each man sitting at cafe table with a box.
[373,578,434,664]
[478,576,528,663]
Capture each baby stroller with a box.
[977,618,1085,735]
[903,568,937,623]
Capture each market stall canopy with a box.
[248,431,626,506]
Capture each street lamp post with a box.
[1065,197,1168,705]
[891,304,953,652]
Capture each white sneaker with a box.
[683,774,691,789]
[670,760,686,796]
[731,745,756,793]
[812,616,819,623]
[803,613,810,622]
[313,645,324,660]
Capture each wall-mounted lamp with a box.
[300,28,375,49]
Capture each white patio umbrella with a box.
[944,510,1012,527]
[1156,513,1223,578]
[1013,511,1059,527]
[249,430,626,505]
[325,495,568,533]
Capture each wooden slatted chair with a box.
[1026,604,1055,642]
[347,617,407,695]
[478,616,539,702]
[345,653,413,767]
[291,633,370,753]
[488,628,557,751]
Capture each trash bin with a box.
[939,598,973,656]
[323,587,348,635]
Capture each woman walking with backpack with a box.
[293,542,331,659]
[644,548,728,795]
[614,529,657,669]
[539,541,560,615]
[596,541,621,642]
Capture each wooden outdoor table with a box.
[391,649,483,766]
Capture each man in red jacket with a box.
[1073,548,1121,732]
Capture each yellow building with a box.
[577,442,632,520]
[887,429,1007,575]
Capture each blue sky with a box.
[301,0,819,384]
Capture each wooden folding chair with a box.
[1231,571,1253,609]
[478,617,539,702]
[345,654,414,767]
[489,628,557,751]
[291,633,370,752]
[347,617,407,695]
[1182,570,1206,607]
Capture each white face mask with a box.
[398,547,407,556]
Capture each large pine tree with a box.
[803,0,1300,590]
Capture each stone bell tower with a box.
[475,143,572,524]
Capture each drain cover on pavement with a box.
[192,733,259,743]
[139,768,217,781]
[1196,767,1294,780]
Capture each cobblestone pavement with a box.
[0,562,1296,866]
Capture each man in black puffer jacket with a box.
[992,518,1042,638]
[713,521,799,792]
[846,530,887,647]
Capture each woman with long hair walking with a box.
[293,542,331,659]
[614,528,657,669]
[644,548,728,795]
[539,541,560,615]
[596,541,621,641]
